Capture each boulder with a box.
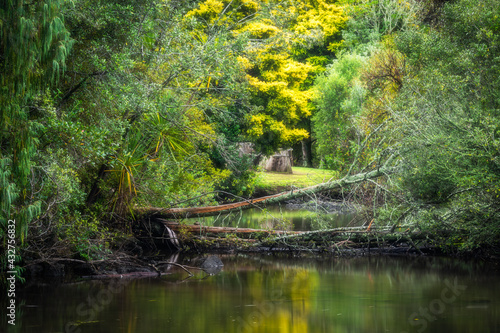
[199,255,224,275]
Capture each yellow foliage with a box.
[293,0,348,52]
[247,76,287,95]
[247,114,309,143]
[248,77,312,119]
[282,60,314,88]
[236,20,281,39]
[242,32,318,146]
[229,0,347,148]
[185,0,224,23]
[237,56,253,70]
[238,0,260,15]
[256,52,288,72]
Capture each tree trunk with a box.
[262,149,293,173]
[86,164,108,205]
[138,164,398,219]
[301,138,313,167]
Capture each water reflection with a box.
[188,204,358,231]
[6,255,500,333]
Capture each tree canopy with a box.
[312,0,500,252]
[1,0,499,266]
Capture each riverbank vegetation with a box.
[1,0,499,276]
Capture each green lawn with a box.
[255,166,339,192]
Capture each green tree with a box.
[341,0,422,51]
[311,0,500,253]
[387,0,500,251]
[49,0,253,219]
[312,53,367,170]
[0,0,73,271]
[2,0,258,261]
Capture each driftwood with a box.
[138,165,398,219]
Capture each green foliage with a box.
[1,0,72,273]
[209,142,258,198]
[39,148,86,215]
[387,0,500,250]
[1,0,259,267]
[56,0,252,215]
[399,148,457,203]
[312,53,367,170]
[2,0,498,262]
[0,0,72,226]
[341,0,423,51]
[58,214,113,260]
[310,0,499,252]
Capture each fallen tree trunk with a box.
[180,227,433,255]
[142,216,432,255]
[159,219,302,235]
[260,226,392,242]
[138,166,398,219]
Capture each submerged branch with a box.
[156,261,194,276]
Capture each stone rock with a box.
[199,255,224,275]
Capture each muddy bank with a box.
[22,253,225,284]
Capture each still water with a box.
[7,255,500,333]
[189,204,359,231]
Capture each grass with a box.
[255,166,340,192]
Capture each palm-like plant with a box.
[107,110,196,218]
[107,131,149,216]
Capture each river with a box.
[188,202,359,231]
[5,254,500,333]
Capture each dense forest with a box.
[1,0,499,273]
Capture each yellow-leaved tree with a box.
[186,0,348,160]
[239,0,348,157]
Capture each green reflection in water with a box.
[187,205,358,231]
[8,256,500,333]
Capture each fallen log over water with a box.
[255,228,428,253]
[180,228,434,255]
[138,165,398,219]
[149,215,431,255]
[159,219,302,235]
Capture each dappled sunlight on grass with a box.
[255,167,339,192]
